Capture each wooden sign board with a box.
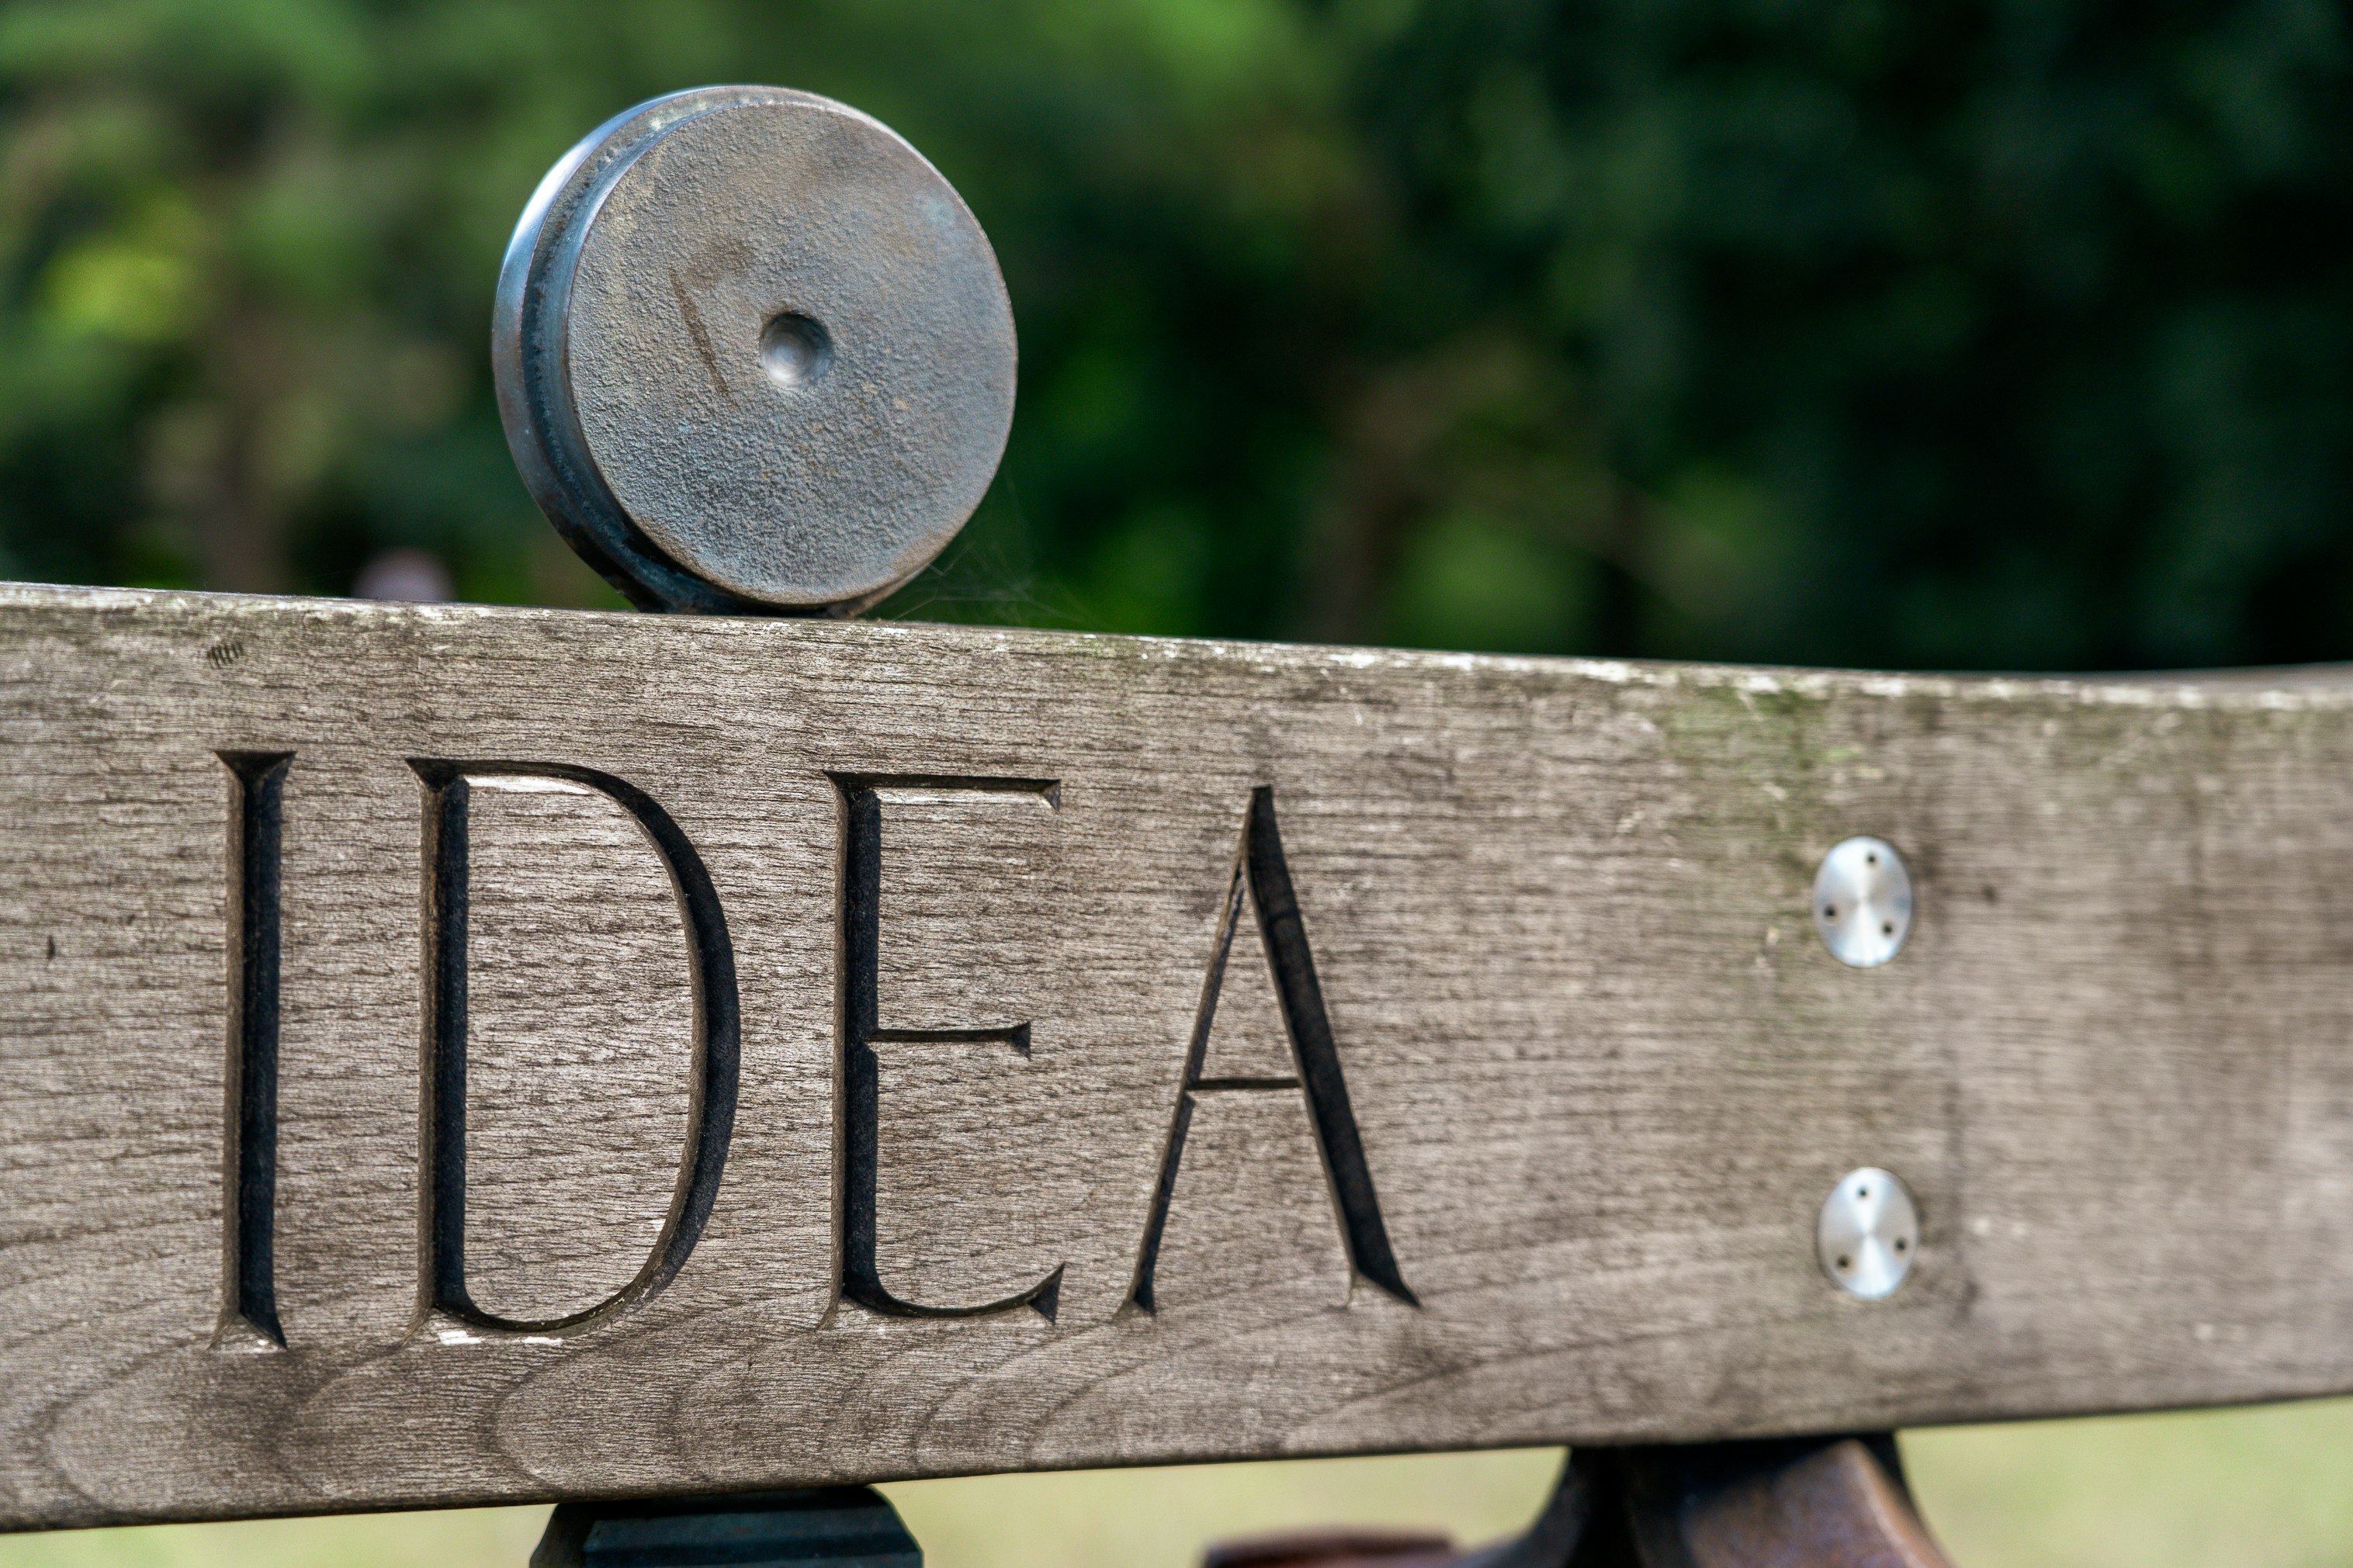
[3,583,2352,1530]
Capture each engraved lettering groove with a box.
[1128,787,1416,1312]
[217,750,292,1351]
[671,236,756,405]
[833,773,1066,1321]
[408,761,740,1335]
[668,270,734,407]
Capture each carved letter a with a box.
[1126,787,1415,1313]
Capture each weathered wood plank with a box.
[2,582,2351,1529]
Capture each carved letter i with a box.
[217,752,291,1351]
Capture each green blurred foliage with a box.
[2,0,2350,669]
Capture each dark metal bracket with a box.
[532,1487,921,1568]
[521,1435,1950,1568]
[1205,1435,1953,1568]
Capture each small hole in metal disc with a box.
[1837,1255,1852,1270]
[1824,905,1838,919]
[1895,1238,1908,1252]
[759,313,833,389]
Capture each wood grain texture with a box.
[3,583,2353,1528]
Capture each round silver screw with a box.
[1811,836,1912,967]
[1818,1167,1919,1300]
[494,86,1017,615]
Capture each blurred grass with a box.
[1904,1397,2353,1568]
[3,1401,2351,1567]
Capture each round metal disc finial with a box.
[1818,1167,1919,1300]
[1811,836,1913,967]
[494,86,1017,614]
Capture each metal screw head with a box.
[1818,1167,1919,1300]
[1811,836,1912,967]
[494,86,1017,615]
